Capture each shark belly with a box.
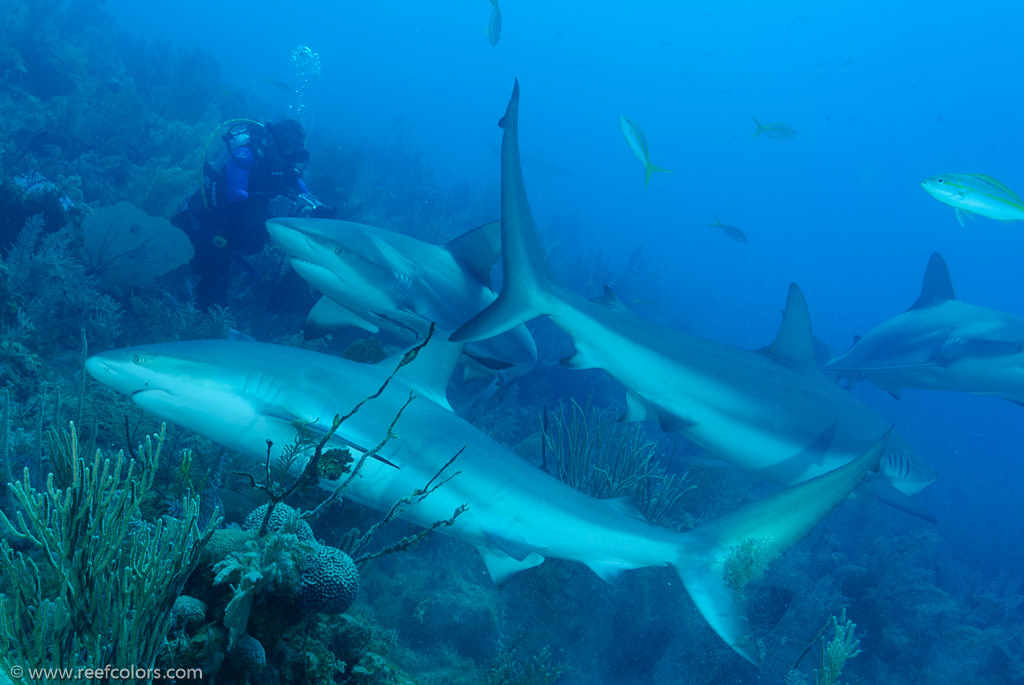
[328,392,682,573]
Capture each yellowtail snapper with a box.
[920,173,1024,227]
[619,115,671,187]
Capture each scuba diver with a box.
[173,118,335,309]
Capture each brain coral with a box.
[170,595,207,628]
[299,545,359,615]
[243,503,315,542]
[232,634,267,673]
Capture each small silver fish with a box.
[753,117,797,141]
[619,115,671,187]
[486,0,501,47]
[708,216,748,244]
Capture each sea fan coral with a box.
[82,201,193,288]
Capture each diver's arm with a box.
[225,147,255,203]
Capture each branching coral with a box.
[212,532,302,649]
[542,398,695,528]
[1,216,124,357]
[815,609,862,685]
[0,422,220,682]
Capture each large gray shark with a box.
[266,217,537,380]
[827,252,1024,404]
[86,335,884,665]
[451,81,936,512]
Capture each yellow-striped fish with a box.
[619,115,671,187]
[921,173,1024,227]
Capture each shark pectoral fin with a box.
[856,477,938,523]
[602,495,647,521]
[620,391,655,422]
[485,530,544,561]
[305,297,379,338]
[379,329,463,411]
[619,393,693,432]
[559,344,601,370]
[585,560,645,584]
[657,410,697,433]
[461,364,492,384]
[591,285,630,314]
[759,283,817,370]
[462,348,514,371]
[444,220,501,288]
[871,377,903,400]
[477,546,545,584]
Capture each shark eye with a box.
[333,246,344,256]
[132,354,144,365]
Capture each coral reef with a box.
[0,424,219,681]
[299,544,360,614]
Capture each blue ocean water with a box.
[3,0,1024,682]
[112,0,1024,576]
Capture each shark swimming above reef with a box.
[86,333,885,666]
[266,217,537,381]
[828,252,1024,405]
[451,81,936,518]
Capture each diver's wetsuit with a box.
[179,145,309,309]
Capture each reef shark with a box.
[452,81,936,511]
[266,217,537,380]
[86,335,884,665]
[828,252,1024,404]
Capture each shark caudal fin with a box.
[451,80,557,345]
[674,430,889,665]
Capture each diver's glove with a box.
[267,195,296,217]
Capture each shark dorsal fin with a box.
[760,283,816,368]
[379,328,463,411]
[591,285,629,314]
[444,220,501,288]
[908,253,955,310]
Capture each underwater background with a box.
[2,0,1023,683]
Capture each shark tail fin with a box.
[449,277,551,343]
[753,117,764,136]
[644,163,672,187]
[452,80,558,344]
[673,430,888,665]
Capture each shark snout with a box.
[85,354,149,396]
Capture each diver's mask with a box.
[280,144,310,166]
